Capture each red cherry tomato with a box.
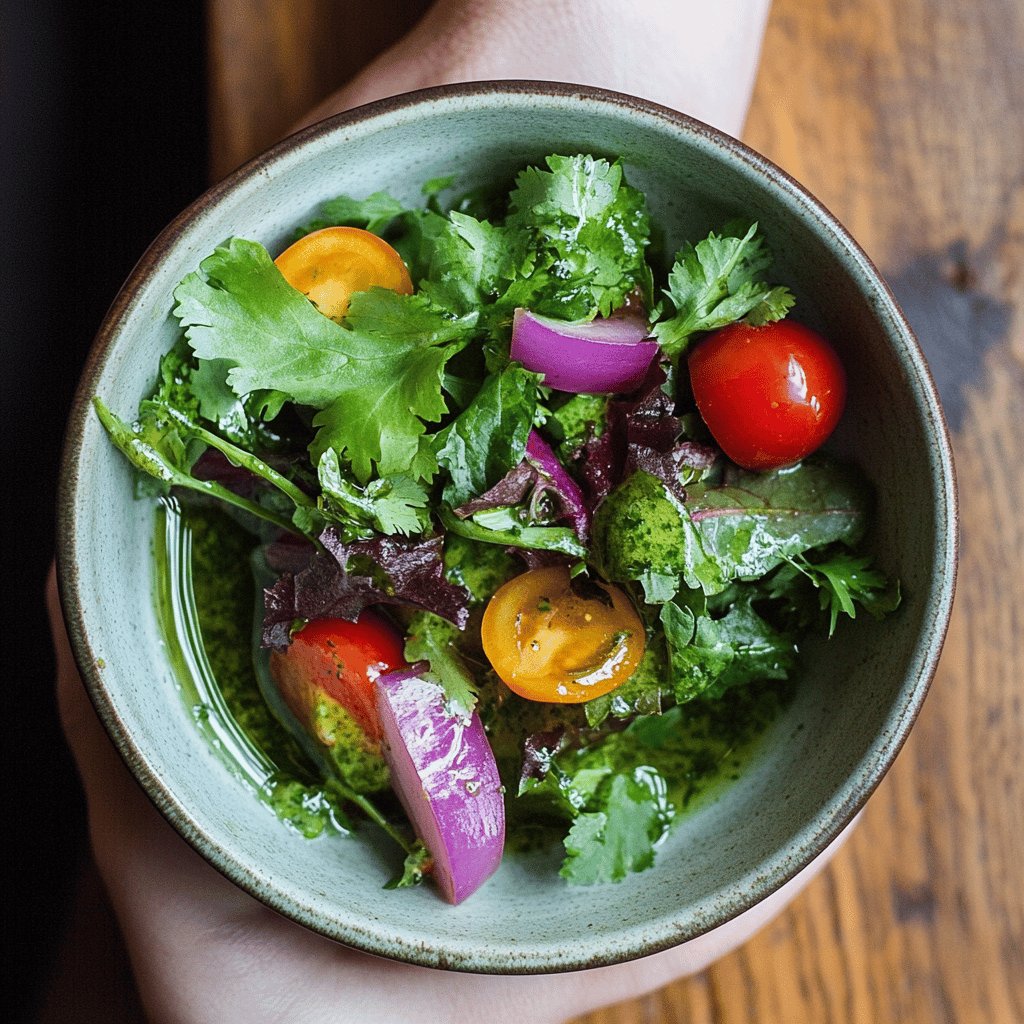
[269,610,407,744]
[688,320,846,471]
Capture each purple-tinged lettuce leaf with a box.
[262,527,470,650]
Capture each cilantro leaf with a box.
[560,768,671,885]
[792,551,901,635]
[653,223,794,356]
[504,154,652,319]
[317,449,430,537]
[172,238,477,482]
[296,190,409,237]
[404,611,479,718]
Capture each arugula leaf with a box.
[317,449,430,537]
[434,363,541,507]
[790,551,901,635]
[404,611,478,718]
[93,398,303,538]
[172,238,477,482]
[653,223,794,356]
[560,768,671,885]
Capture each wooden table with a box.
[204,2,1024,1021]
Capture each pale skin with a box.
[51,2,771,1020]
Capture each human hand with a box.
[51,4,773,1019]
[48,566,709,1023]
[298,0,771,140]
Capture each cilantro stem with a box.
[327,779,416,854]
[93,397,315,543]
[147,400,315,510]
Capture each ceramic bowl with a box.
[57,82,957,973]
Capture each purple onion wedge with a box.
[374,665,505,904]
[511,307,659,394]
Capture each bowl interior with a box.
[59,85,955,972]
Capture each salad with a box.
[96,154,899,904]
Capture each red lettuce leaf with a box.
[262,528,470,650]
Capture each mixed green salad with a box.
[97,154,899,903]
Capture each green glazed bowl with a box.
[57,82,957,973]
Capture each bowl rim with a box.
[56,79,959,973]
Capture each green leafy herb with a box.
[560,768,671,885]
[789,551,901,635]
[434,362,541,507]
[653,223,794,356]
[172,238,478,482]
[505,154,651,319]
[404,611,479,718]
[317,449,430,537]
[296,190,409,237]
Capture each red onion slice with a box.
[525,430,590,541]
[511,308,659,394]
[375,665,505,904]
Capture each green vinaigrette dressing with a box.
[156,501,792,864]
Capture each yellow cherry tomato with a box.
[274,226,413,320]
[481,566,646,704]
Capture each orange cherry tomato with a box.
[274,226,413,320]
[481,567,645,704]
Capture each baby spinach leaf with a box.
[434,363,541,507]
[685,459,869,581]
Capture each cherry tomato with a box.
[274,226,413,320]
[688,320,846,471]
[269,610,407,744]
[481,567,645,704]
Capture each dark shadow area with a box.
[886,236,1013,432]
[1,3,207,1018]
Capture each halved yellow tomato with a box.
[274,226,413,320]
[481,566,645,704]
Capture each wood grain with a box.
[206,2,1024,1021]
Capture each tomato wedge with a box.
[269,610,407,744]
[481,567,645,703]
[274,226,413,320]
